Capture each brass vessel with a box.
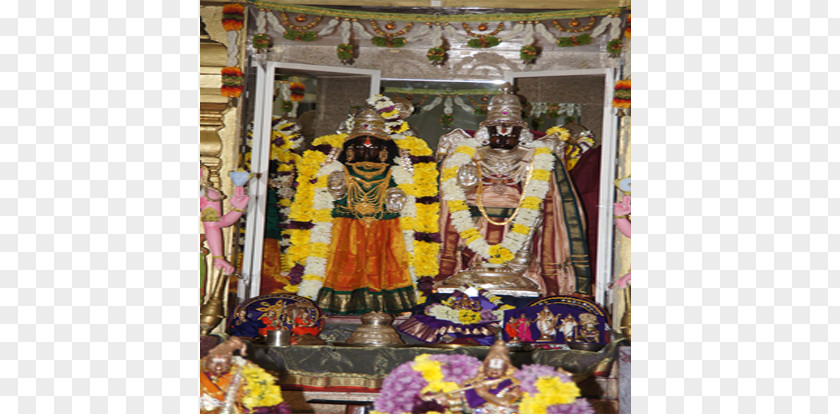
[345,312,405,346]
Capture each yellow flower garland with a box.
[287,107,440,297]
[240,361,284,409]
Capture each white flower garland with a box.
[440,137,555,263]
[296,160,342,299]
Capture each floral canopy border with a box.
[246,2,625,22]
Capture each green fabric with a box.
[245,339,627,389]
[554,158,593,295]
[264,188,282,239]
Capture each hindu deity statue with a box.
[288,107,429,315]
[436,83,592,297]
[200,337,288,413]
[535,306,558,341]
[461,340,522,413]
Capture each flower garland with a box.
[239,358,285,409]
[440,137,555,264]
[373,356,591,414]
[366,94,441,284]
[612,79,630,109]
[200,356,291,414]
[287,96,439,299]
[425,285,514,325]
[373,354,481,414]
[221,3,244,98]
[514,365,591,414]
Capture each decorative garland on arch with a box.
[244,3,628,65]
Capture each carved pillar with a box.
[199,11,244,334]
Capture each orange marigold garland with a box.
[612,79,630,109]
[289,82,305,102]
[221,67,244,98]
[624,14,631,38]
[221,3,244,32]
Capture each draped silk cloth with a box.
[316,217,415,314]
[437,154,591,296]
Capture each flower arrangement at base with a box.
[426,47,447,65]
[398,285,514,345]
[221,66,244,98]
[372,355,594,414]
[201,355,292,414]
[253,33,272,51]
[556,34,592,47]
[520,44,539,63]
[514,365,593,414]
[337,43,355,63]
[372,354,482,414]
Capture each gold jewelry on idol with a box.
[345,166,393,224]
[474,160,534,226]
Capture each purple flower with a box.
[514,364,570,394]
[374,355,482,414]
[428,354,481,385]
[287,264,304,285]
[546,399,595,414]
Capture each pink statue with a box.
[612,194,631,288]
[200,166,250,275]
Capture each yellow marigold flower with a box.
[521,196,543,210]
[399,216,416,231]
[459,228,480,240]
[488,245,514,264]
[448,200,468,212]
[454,146,476,157]
[288,229,311,245]
[309,243,329,258]
[286,245,309,264]
[458,309,482,324]
[441,166,459,182]
[511,223,531,234]
[311,209,333,223]
[531,169,551,181]
[534,376,580,405]
[415,203,440,233]
[545,126,571,141]
[302,274,324,281]
[283,284,300,293]
[382,109,400,119]
[278,199,291,207]
[412,355,444,383]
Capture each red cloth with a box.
[568,146,601,277]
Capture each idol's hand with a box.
[214,257,235,275]
[457,163,479,188]
[613,195,631,216]
[229,193,250,211]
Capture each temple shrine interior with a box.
[200,1,631,413]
